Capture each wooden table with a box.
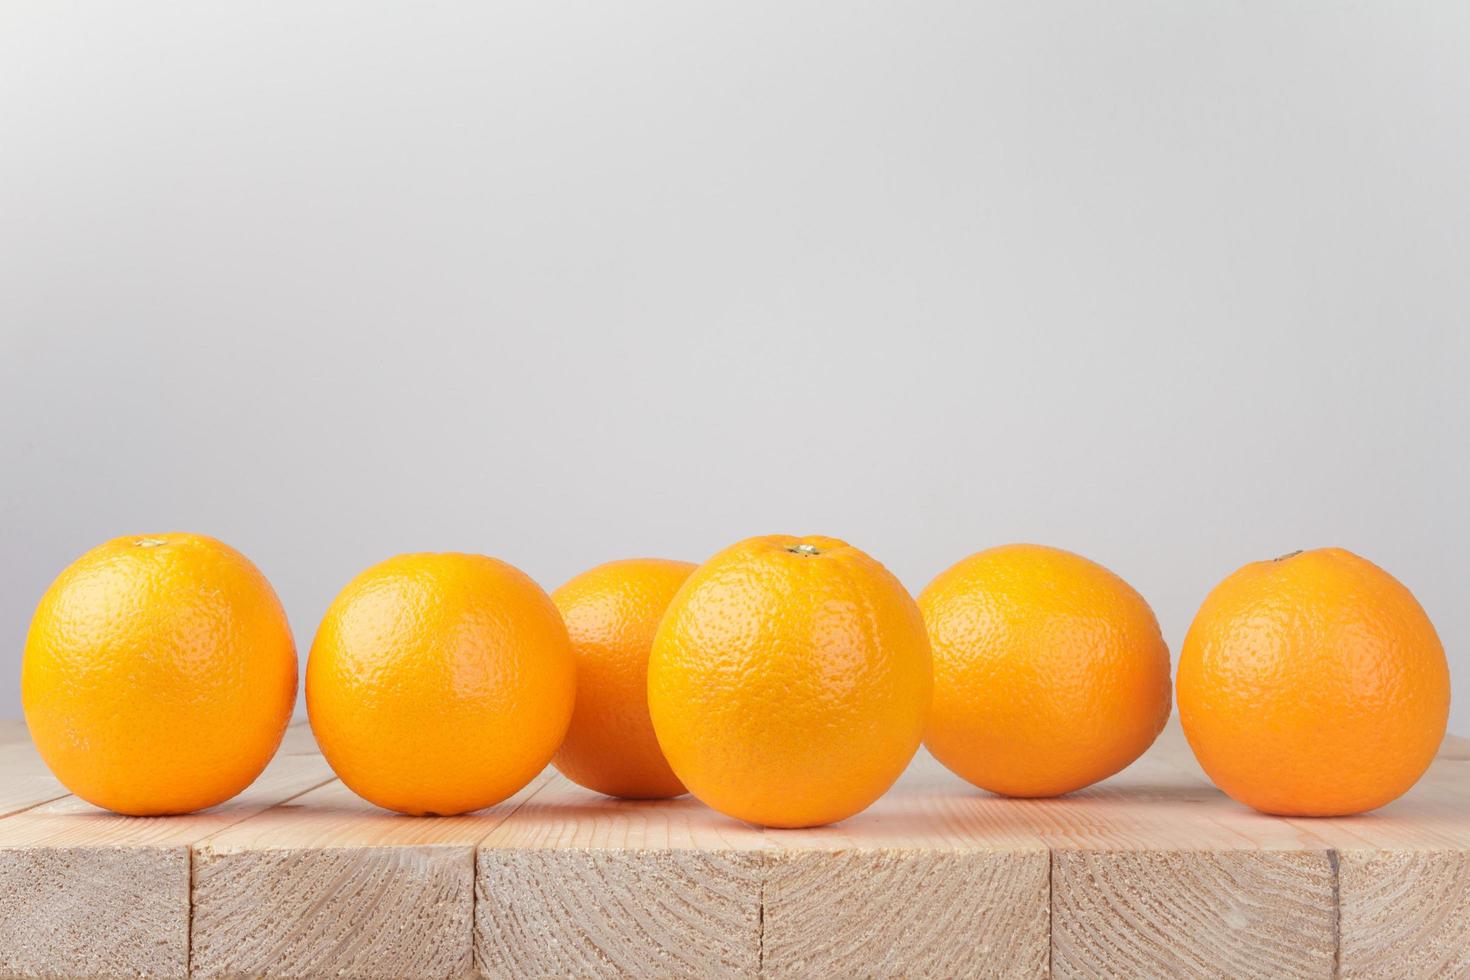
[0,719,1466,979]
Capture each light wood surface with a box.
[0,727,333,980]
[0,719,33,746]
[1035,751,1335,979]
[477,774,767,978]
[194,774,555,978]
[762,754,1049,979]
[0,740,69,818]
[1150,724,1470,979]
[1283,760,1470,979]
[0,721,1465,978]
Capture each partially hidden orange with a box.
[552,558,694,799]
[920,544,1172,797]
[648,534,932,828]
[306,552,575,816]
[23,533,297,815]
[1178,547,1449,816]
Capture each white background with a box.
[2,2,1466,731]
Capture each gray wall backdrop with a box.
[2,2,1466,732]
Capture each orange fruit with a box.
[22,533,297,815]
[919,544,1172,797]
[648,534,931,828]
[1178,547,1449,816]
[306,553,575,816]
[552,558,695,799]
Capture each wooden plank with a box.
[0,719,31,746]
[191,772,554,979]
[276,719,321,757]
[0,720,310,821]
[0,752,333,980]
[476,775,767,978]
[1148,721,1470,979]
[1035,746,1336,979]
[1285,760,1470,979]
[0,739,69,817]
[0,719,1466,978]
[1439,733,1470,761]
[761,751,1049,979]
[1336,847,1470,979]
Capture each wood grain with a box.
[1052,847,1334,979]
[0,751,332,980]
[1150,722,1470,980]
[1036,750,1335,979]
[762,752,1049,979]
[1438,734,1470,761]
[276,720,325,758]
[1293,760,1470,980]
[192,773,553,979]
[0,740,69,817]
[0,719,31,746]
[0,721,1467,977]
[1336,849,1470,978]
[477,776,767,978]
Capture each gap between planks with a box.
[1,723,1468,978]
[1136,722,1470,978]
[0,722,337,979]
[191,769,562,978]
[179,743,1050,978]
